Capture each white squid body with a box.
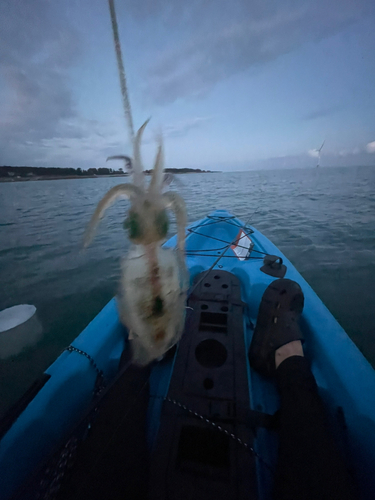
[119,245,188,365]
[83,120,189,365]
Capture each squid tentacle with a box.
[106,155,133,173]
[149,135,164,196]
[162,173,175,190]
[83,183,143,248]
[162,191,187,253]
[133,119,150,188]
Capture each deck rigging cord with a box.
[187,210,262,298]
[150,394,274,472]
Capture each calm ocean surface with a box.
[0,166,375,417]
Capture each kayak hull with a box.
[1,209,374,500]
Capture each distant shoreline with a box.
[0,174,129,182]
[0,169,220,183]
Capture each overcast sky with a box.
[1,0,375,171]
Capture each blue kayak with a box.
[1,210,375,500]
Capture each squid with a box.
[83,120,188,365]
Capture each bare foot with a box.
[275,340,304,369]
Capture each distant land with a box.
[0,166,219,182]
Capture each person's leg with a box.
[273,343,354,500]
[249,280,355,500]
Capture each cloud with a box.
[134,116,213,146]
[302,105,342,121]
[0,0,81,163]
[134,0,375,103]
[247,147,375,170]
[337,144,375,157]
[163,116,212,138]
[4,116,129,169]
[2,114,211,169]
[308,149,320,158]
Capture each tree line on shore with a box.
[0,166,211,178]
[0,166,125,178]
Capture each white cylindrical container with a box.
[0,305,43,359]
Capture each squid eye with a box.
[124,212,143,239]
[155,211,169,238]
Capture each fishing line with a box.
[108,0,134,143]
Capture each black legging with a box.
[274,356,355,500]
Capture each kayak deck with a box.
[57,271,258,500]
[1,210,375,500]
[150,271,257,500]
